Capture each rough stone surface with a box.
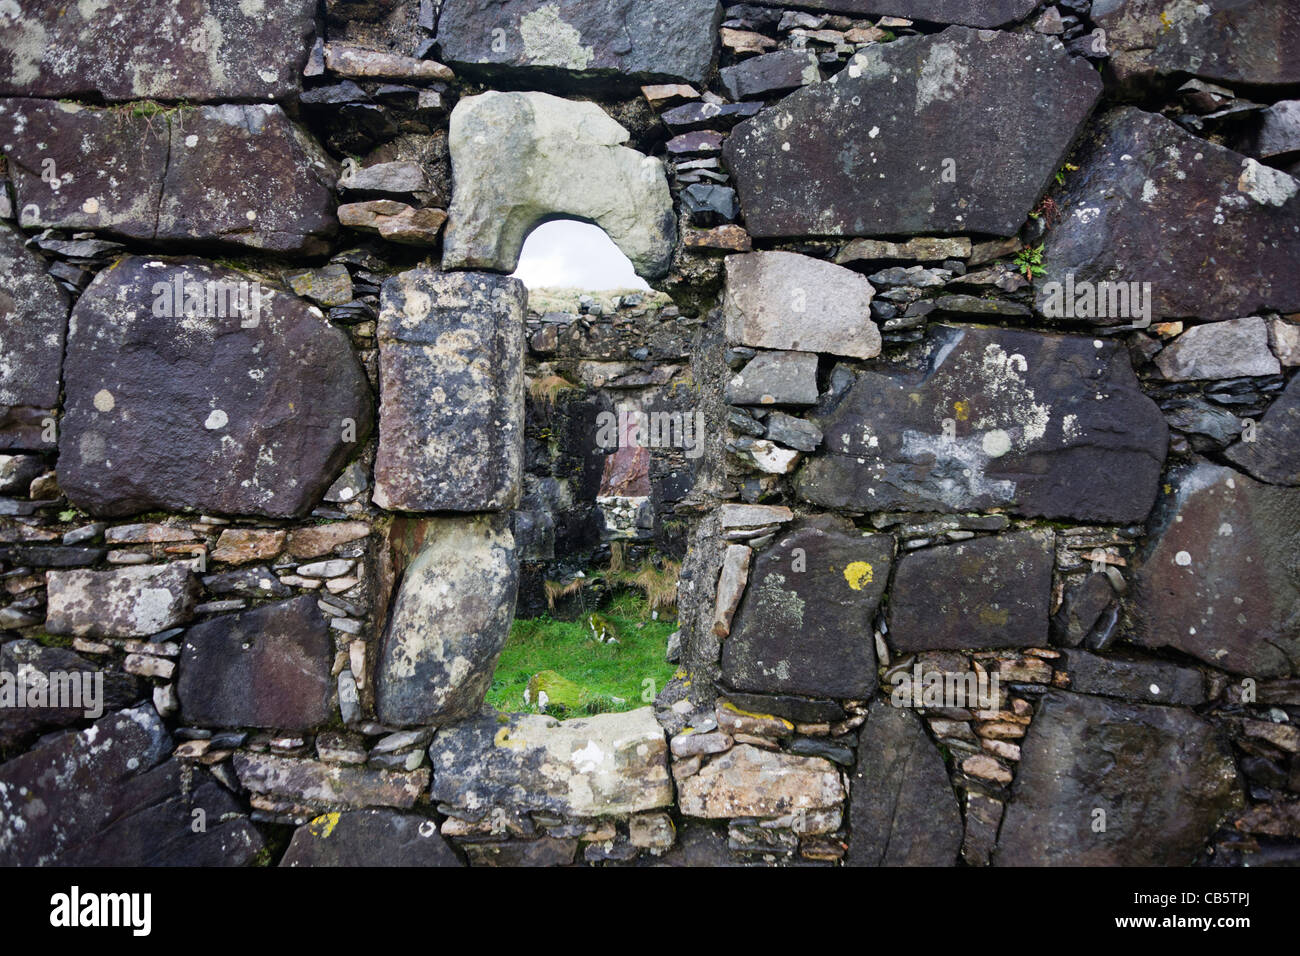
[375,515,519,727]
[796,325,1168,522]
[760,0,1038,28]
[1061,649,1205,706]
[58,257,372,519]
[722,515,893,698]
[45,564,199,639]
[848,699,963,866]
[1094,0,1300,87]
[374,270,526,512]
[281,809,462,867]
[723,28,1102,238]
[888,531,1054,652]
[725,351,820,406]
[719,50,821,101]
[1129,461,1300,677]
[1226,374,1300,485]
[1040,108,1300,323]
[995,691,1242,865]
[0,223,68,450]
[1155,317,1281,380]
[436,0,722,86]
[178,596,334,731]
[0,0,316,101]
[235,753,429,809]
[0,100,338,256]
[1256,100,1300,159]
[678,744,844,818]
[429,708,672,817]
[724,252,879,359]
[443,92,675,278]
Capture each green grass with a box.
[486,592,678,718]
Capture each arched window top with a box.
[510,219,652,292]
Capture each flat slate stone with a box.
[58,257,372,519]
[721,515,893,698]
[795,325,1168,522]
[281,809,462,867]
[677,744,844,818]
[1155,317,1281,380]
[0,0,316,101]
[0,223,68,451]
[375,515,519,727]
[436,0,722,86]
[1039,108,1300,323]
[723,27,1102,238]
[0,100,338,256]
[719,50,821,101]
[429,707,672,817]
[443,91,676,278]
[725,351,820,406]
[45,563,200,639]
[1129,460,1300,677]
[1256,100,1300,159]
[888,530,1054,652]
[1094,0,1300,87]
[1225,373,1300,485]
[995,690,1241,865]
[724,252,879,359]
[751,0,1039,28]
[374,270,526,512]
[178,596,334,731]
[847,699,963,866]
[233,753,429,810]
[1061,649,1205,706]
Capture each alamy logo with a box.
[50,887,151,936]
[152,276,265,328]
[0,668,103,719]
[889,663,1000,711]
[1041,273,1152,327]
[595,406,705,460]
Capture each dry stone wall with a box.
[0,0,1298,868]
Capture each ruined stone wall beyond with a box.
[1,0,1299,867]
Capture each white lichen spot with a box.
[1238,158,1299,207]
[1175,550,1193,567]
[92,389,115,412]
[204,409,229,430]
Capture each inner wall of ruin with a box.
[1,0,1299,867]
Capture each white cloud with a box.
[511,219,651,291]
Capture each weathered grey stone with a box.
[888,531,1054,652]
[281,809,462,867]
[1061,649,1205,706]
[712,544,752,638]
[1226,374,1300,485]
[995,691,1242,865]
[0,100,338,256]
[0,223,67,451]
[837,236,973,265]
[1094,0,1300,87]
[722,515,893,698]
[678,744,844,818]
[338,201,447,245]
[1129,461,1300,677]
[759,0,1038,28]
[797,325,1168,521]
[436,0,722,86]
[765,412,823,452]
[0,454,44,494]
[0,0,316,101]
[719,50,821,101]
[725,350,820,406]
[724,252,879,359]
[429,708,672,817]
[1040,109,1300,323]
[443,92,675,278]
[233,753,429,809]
[375,515,519,727]
[848,699,962,866]
[46,564,199,639]
[178,596,333,731]
[339,160,429,195]
[1155,317,1281,380]
[58,257,372,519]
[374,270,526,512]
[723,28,1102,238]
[1256,100,1300,159]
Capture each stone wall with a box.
[1,0,1299,867]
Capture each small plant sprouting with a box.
[1014,244,1046,281]
[1055,162,1079,186]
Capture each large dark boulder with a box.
[723,27,1101,238]
[281,810,462,867]
[721,515,892,698]
[1226,374,1300,486]
[0,223,68,451]
[436,0,722,87]
[0,0,316,101]
[995,691,1242,865]
[1039,108,1300,323]
[58,257,372,519]
[847,699,962,866]
[795,325,1168,522]
[1128,460,1300,677]
[178,596,335,731]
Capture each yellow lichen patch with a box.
[719,700,794,730]
[494,726,527,749]
[953,400,970,421]
[979,606,1010,627]
[843,561,874,590]
[308,812,340,839]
